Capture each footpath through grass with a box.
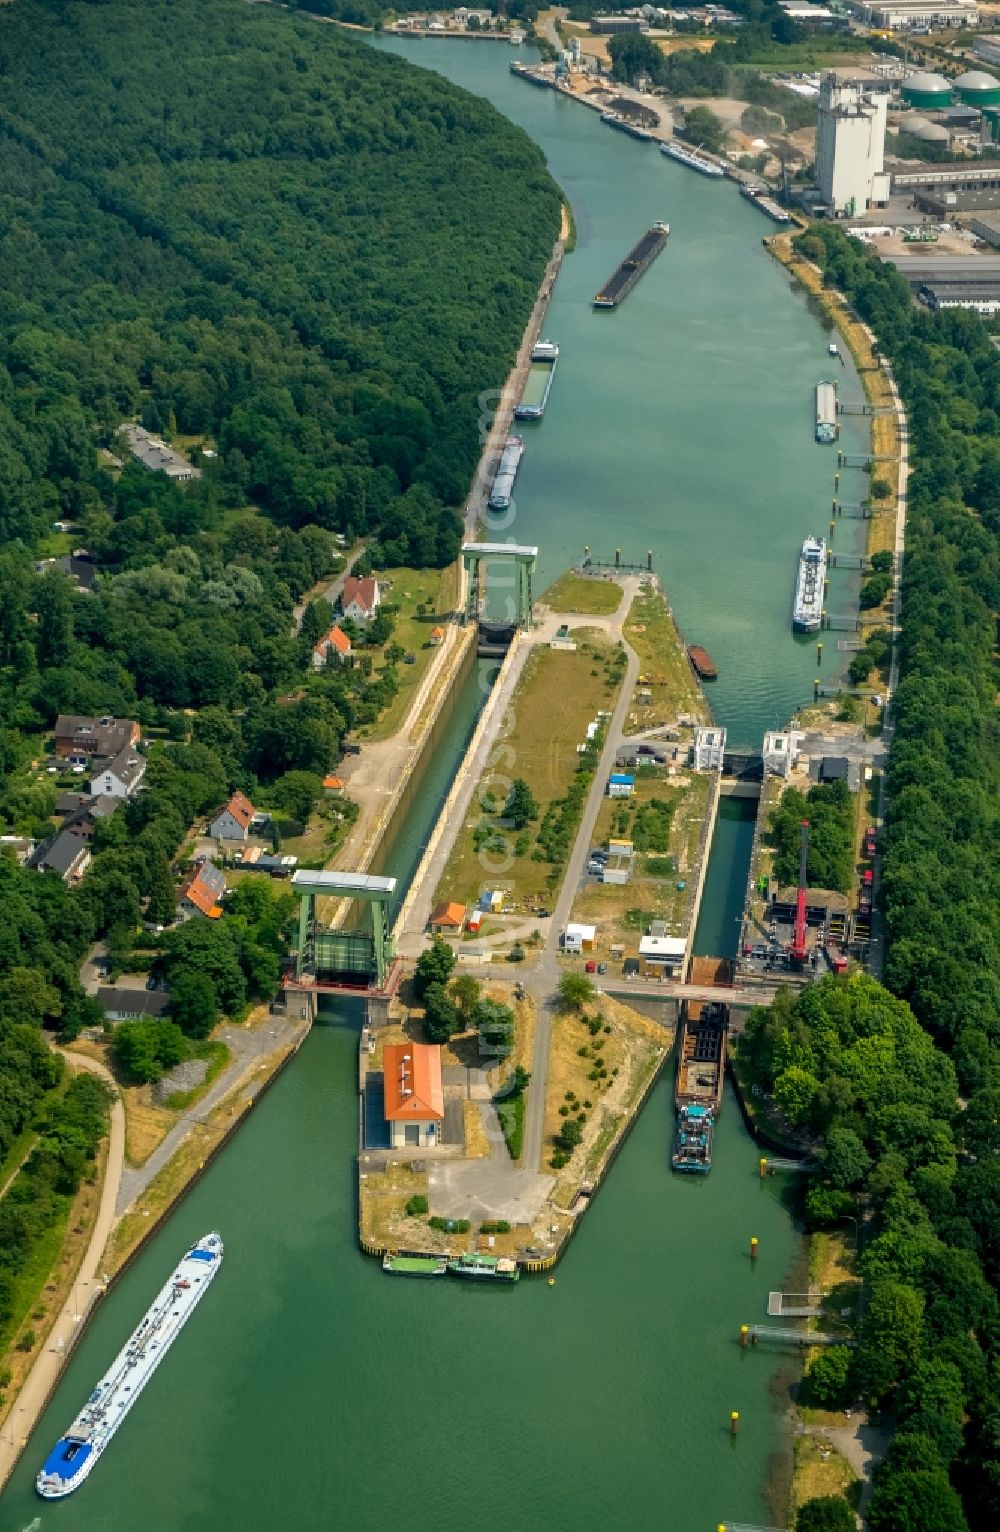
[623,583,709,730]
[435,634,625,911]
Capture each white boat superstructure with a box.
[36,1232,223,1500]
[661,140,724,178]
[793,537,827,633]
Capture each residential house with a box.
[33,553,99,593]
[90,746,146,800]
[429,625,446,646]
[210,791,254,842]
[382,1042,445,1149]
[323,776,345,797]
[62,795,119,840]
[340,575,381,625]
[97,986,172,1023]
[178,860,226,919]
[311,625,352,670]
[54,714,140,762]
[29,830,92,883]
[429,900,466,932]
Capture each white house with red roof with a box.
[210,790,255,843]
[382,1042,444,1149]
[311,624,352,670]
[341,576,381,625]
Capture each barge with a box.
[448,1252,520,1283]
[594,222,669,309]
[815,379,838,444]
[674,1000,727,1116]
[687,644,718,681]
[36,1232,223,1500]
[793,535,827,633]
[672,1103,714,1174]
[488,434,525,511]
[515,340,559,420]
[602,110,655,142]
[671,1001,728,1175]
[383,1252,448,1277]
[661,140,724,178]
[740,184,792,224]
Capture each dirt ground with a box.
[543,994,669,1209]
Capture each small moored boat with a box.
[383,1252,448,1277]
[447,1252,520,1283]
[687,644,718,681]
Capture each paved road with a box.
[116,1012,308,1213]
[0,1051,125,1492]
[291,544,363,635]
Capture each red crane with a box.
[790,819,810,967]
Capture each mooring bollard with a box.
[730,1410,740,1436]
[750,1236,759,1262]
[740,1324,750,1349]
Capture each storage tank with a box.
[954,69,1000,106]
[910,119,951,143]
[982,104,1000,142]
[901,71,953,109]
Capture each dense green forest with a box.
[0,0,560,560]
[769,780,855,894]
[0,2,560,1037]
[746,224,1000,1530]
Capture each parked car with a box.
[864,827,877,857]
[585,960,597,974]
[597,962,608,975]
[623,958,640,977]
[863,869,874,887]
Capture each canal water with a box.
[0,39,862,1531]
[375,37,870,749]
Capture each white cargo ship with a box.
[488,434,525,512]
[661,140,724,178]
[36,1232,224,1500]
[792,537,827,633]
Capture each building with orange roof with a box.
[429,625,446,646]
[312,624,352,670]
[210,790,255,843]
[383,1042,444,1149]
[429,900,466,931]
[178,860,226,919]
[323,775,345,796]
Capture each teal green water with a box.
[4,1025,796,1531]
[377,38,870,747]
[694,796,758,959]
[0,40,868,1531]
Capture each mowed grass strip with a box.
[624,585,709,727]
[435,638,621,909]
[542,571,623,616]
[362,565,453,743]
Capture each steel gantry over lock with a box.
[462,541,538,629]
[290,869,396,989]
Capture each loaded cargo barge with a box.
[815,379,838,443]
[488,434,525,511]
[602,110,655,142]
[671,1001,728,1174]
[687,644,718,681]
[515,340,559,420]
[740,184,792,224]
[594,222,669,309]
